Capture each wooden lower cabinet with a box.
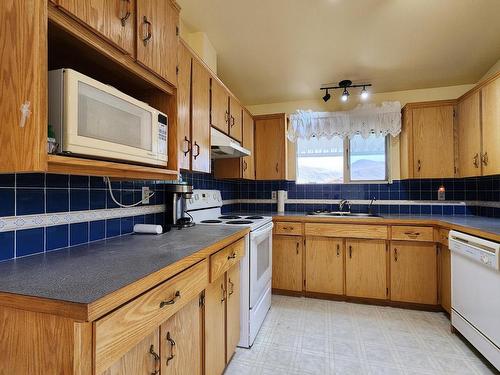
[390,242,437,305]
[440,245,451,313]
[272,235,303,291]
[305,237,344,295]
[205,262,241,375]
[100,330,160,375]
[160,295,203,375]
[345,239,387,300]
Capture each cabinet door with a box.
[226,264,240,362]
[481,77,500,176]
[457,92,482,177]
[177,43,191,170]
[229,97,243,142]
[211,79,229,133]
[440,245,451,313]
[191,58,211,173]
[412,105,455,178]
[205,274,226,375]
[255,115,286,180]
[0,0,46,173]
[56,0,135,55]
[242,110,255,179]
[136,0,179,85]
[390,242,437,305]
[305,237,344,295]
[160,295,202,375]
[272,235,303,291]
[399,107,413,179]
[100,329,160,375]
[345,240,387,299]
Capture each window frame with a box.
[295,135,390,185]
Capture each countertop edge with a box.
[0,228,249,322]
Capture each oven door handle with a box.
[250,222,274,239]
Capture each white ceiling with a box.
[177,0,500,105]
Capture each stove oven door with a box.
[249,221,274,308]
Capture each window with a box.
[296,134,389,184]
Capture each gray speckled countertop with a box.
[0,225,246,305]
[234,211,500,238]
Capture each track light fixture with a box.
[320,80,371,102]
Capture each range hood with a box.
[211,127,251,159]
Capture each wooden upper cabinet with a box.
[56,0,136,55]
[211,79,230,133]
[100,329,160,375]
[229,97,243,142]
[390,242,437,305]
[160,296,203,375]
[457,91,482,177]
[242,110,255,179]
[0,0,47,173]
[305,237,344,295]
[481,76,500,176]
[254,113,287,180]
[345,240,387,300]
[272,235,303,292]
[177,42,192,171]
[191,58,211,173]
[226,264,241,362]
[401,102,455,179]
[136,0,179,86]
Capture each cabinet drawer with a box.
[274,221,303,236]
[305,223,388,240]
[94,259,208,374]
[210,238,245,282]
[391,226,434,242]
[437,228,450,246]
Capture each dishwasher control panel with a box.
[449,230,499,271]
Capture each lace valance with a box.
[288,101,402,142]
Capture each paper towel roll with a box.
[133,224,163,235]
[277,190,286,212]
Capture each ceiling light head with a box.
[322,89,331,102]
[360,86,369,100]
[341,88,350,102]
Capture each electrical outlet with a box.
[142,187,150,204]
[271,191,277,200]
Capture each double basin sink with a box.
[307,211,379,218]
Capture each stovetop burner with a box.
[226,220,254,225]
[219,215,242,219]
[201,219,223,223]
[246,216,264,220]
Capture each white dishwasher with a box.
[449,230,500,370]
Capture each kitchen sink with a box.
[307,211,379,218]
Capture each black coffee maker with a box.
[163,184,194,230]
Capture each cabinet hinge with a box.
[453,109,456,117]
[303,279,306,287]
[386,288,389,296]
[176,25,179,36]
[199,291,205,307]
[176,65,179,75]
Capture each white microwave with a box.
[48,69,168,167]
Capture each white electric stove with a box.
[186,190,273,348]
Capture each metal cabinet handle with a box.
[336,244,340,257]
[182,136,192,156]
[296,241,300,255]
[225,111,229,124]
[230,115,235,127]
[160,291,181,308]
[417,159,421,172]
[221,283,226,302]
[193,141,201,159]
[166,332,176,366]
[228,278,234,296]
[282,226,294,230]
[142,16,152,45]
[243,160,247,171]
[473,153,479,168]
[404,231,420,237]
[349,245,352,259]
[394,248,398,262]
[481,152,488,166]
[275,163,279,173]
[227,252,237,260]
[120,0,131,26]
[149,345,160,375]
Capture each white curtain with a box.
[288,101,402,142]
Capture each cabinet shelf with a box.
[47,155,178,180]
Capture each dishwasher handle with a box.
[449,232,499,271]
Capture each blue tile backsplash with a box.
[0,171,498,262]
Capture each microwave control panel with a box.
[157,113,168,157]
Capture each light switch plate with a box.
[142,187,150,204]
[271,191,277,200]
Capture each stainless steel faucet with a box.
[339,199,351,213]
[368,197,377,215]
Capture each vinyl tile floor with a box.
[225,295,497,375]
